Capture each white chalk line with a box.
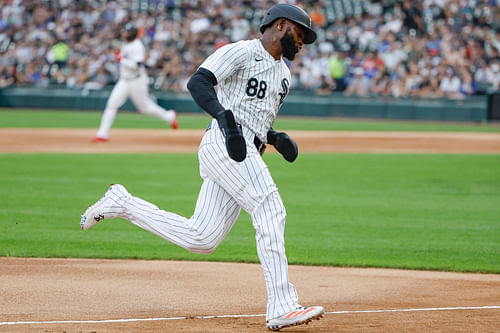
[1,306,499,326]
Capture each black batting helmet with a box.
[260,4,317,44]
[124,23,138,42]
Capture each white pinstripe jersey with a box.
[120,39,147,80]
[199,39,291,142]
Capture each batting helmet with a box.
[260,4,317,44]
[124,23,138,42]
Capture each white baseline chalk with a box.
[1,305,499,326]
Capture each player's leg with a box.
[125,177,240,253]
[198,121,300,320]
[251,190,299,319]
[129,76,177,128]
[80,178,241,254]
[95,80,128,140]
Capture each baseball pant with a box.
[113,119,300,320]
[96,75,176,138]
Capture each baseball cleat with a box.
[80,184,130,230]
[266,306,324,331]
[92,137,109,143]
[170,109,179,130]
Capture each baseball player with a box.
[93,23,178,142]
[80,4,324,331]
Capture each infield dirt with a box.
[1,128,500,153]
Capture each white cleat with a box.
[266,306,325,331]
[80,184,130,230]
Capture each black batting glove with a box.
[267,129,298,162]
[215,109,247,162]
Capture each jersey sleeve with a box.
[199,41,249,84]
[120,41,145,70]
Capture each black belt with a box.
[206,121,242,131]
[254,136,265,152]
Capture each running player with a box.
[80,4,324,330]
[93,23,178,142]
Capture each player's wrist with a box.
[266,129,279,145]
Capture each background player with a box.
[93,23,178,142]
[80,4,324,330]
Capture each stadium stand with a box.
[0,0,499,100]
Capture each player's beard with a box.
[280,28,299,60]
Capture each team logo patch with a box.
[278,78,290,106]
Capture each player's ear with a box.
[276,18,287,32]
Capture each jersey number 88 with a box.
[246,78,267,99]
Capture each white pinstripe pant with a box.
[96,75,176,139]
[117,120,299,319]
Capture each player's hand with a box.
[215,109,247,162]
[114,51,122,62]
[267,129,298,162]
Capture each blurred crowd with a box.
[0,0,499,99]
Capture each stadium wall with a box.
[0,87,492,122]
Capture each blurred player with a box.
[93,23,178,142]
[80,4,324,331]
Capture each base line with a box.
[327,305,500,315]
[1,306,498,326]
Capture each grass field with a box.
[2,108,500,132]
[1,109,499,273]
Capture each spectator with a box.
[0,63,17,87]
[346,17,362,46]
[370,69,392,97]
[0,0,498,100]
[48,38,70,68]
[404,61,423,96]
[81,63,111,96]
[401,0,424,36]
[459,68,476,98]
[328,51,346,92]
[379,38,407,71]
[361,51,382,79]
[427,31,441,57]
[230,13,250,42]
[358,24,378,52]
[389,63,408,97]
[440,67,463,99]
[309,2,326,29]
[299,55,323,90]
[344,67,371,97]
[416,71,444,99]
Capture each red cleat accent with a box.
[171,110,179,130]
[92,137,109,143]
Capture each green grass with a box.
[1,153,499,273]
[2,108,500,132]
[0,108,211,129]
[1,108,499,273]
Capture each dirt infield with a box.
[1,128,499,332]
[1,258,499,332]
[1,128,500,153]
